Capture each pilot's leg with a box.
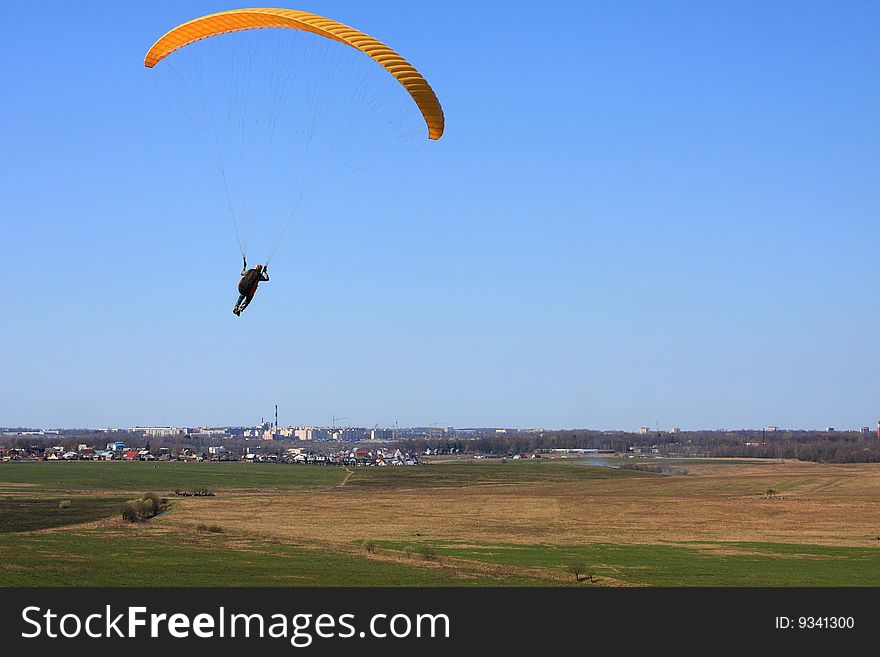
[233,294,246,316]
[238,289,256,314]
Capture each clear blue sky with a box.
[1,1,878,430]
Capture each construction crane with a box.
[331,415,347,430]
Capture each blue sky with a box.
[1,1,878,430]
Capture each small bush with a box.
[57,500,71,510]
[120,493,169,523]
[620,464,664,474]
[363,539,378,554]
[417,545,437,561]
[402,545,415,559]
[141,492,159,516]
[174,489,215,497]
[120,500,143,522]
[619,464,689,476]
[196,523,224,533]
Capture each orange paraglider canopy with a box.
[144,7,444,140]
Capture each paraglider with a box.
[234,257,269,316]
[144,8,445,317]
[144,8,445,139]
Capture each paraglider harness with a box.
[238,263,268,295]
[234,257,269,316]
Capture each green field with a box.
[373,540,880,586]
[0,459,645,492]
[344,459,649,489]
[0,461,345,491]
[0,496,127,533]
[0,528,544,587]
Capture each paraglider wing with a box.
[144,7,444,140]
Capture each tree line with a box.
[392,429,880,463]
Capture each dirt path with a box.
[337,468,354,488]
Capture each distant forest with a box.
[393,430,880,464]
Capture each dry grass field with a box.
[166,459,880,549]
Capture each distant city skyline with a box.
[3,420,879,435]
[2,2,878,430]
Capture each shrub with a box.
[402,545,415,559]
[143,492,161,515]
[417,545,437,561]
[57,500,71,510]
[363,539,378,554]
[621,464,664,474]
[120,493,169,523]
[196,524,224,533]
[120,500,143,522]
